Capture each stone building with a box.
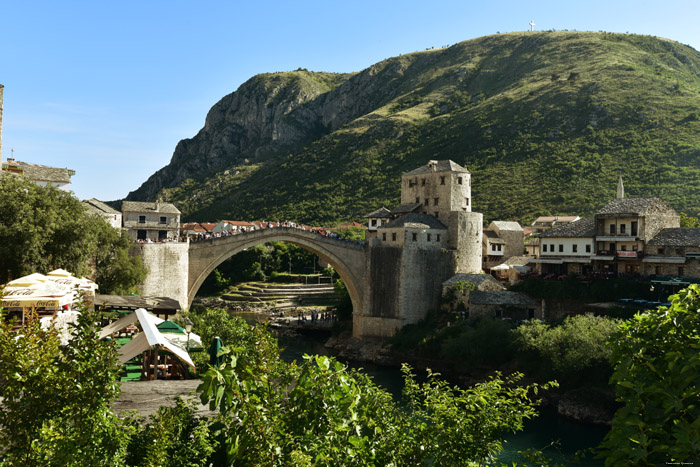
[533,218,595,275]
[532,195,682,277]
[467,290,540,320]
[360,159,483,336]
[481,221,524,270]
[531,215,580,234]
[377,213,448,249]
[83,198,122,229]
[643,229,700,278]
[1,158,75,190]
[365,207,391,241]
[592,197,679,276]
[400,159,472,220]
[122,201,181,241]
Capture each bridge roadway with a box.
[187,227,368,317]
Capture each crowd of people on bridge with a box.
[182,220,366,246]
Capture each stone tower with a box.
[358,160,483,337]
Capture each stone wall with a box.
[130,242,189,308]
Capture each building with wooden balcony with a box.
[591,197,679,276]
[122,201,181,242]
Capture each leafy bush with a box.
[513,314,621,387]
[600,285,700,464]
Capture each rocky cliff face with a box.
[126,31,700,225]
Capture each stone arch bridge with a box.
[132,226,468,339]
[188,228,366,319]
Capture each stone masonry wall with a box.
[130,242,189,308]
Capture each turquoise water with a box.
[277,332,608,465]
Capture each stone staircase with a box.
[222,282,338,307]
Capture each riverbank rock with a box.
[325,332,396,366]
[557,388,618,425]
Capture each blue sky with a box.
[2,0,699,201]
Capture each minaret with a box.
[617,175,624,199]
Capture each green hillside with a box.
[127,31,700,225]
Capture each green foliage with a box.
[177,307,279,373]
[0,298,128,465]
[599,285,700,464]
[198,335,554,466]
[333,279,353,321]
[0,173,146,293]
[124,398,217,467]
[513,314,621,388]
[679,211,700,227]
[439,318,516,370]
[332,226,366,242]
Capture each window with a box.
[427,234,432,242]
[416,197,420,204]
[434,212,439,218]
[433,198,439,206]
[585,244,591,253]
[457,177,463,185]
[550,244,554,252]
[621,245,627,251]
[382,233,386,241]
[421,178,426,186]
[409,179,414,187]
[679,267,685,276]
[631,221,638,236]
[436,234,441,242]
[392,232,396,241]
[371,219,377,227]
[138,215,146,224]
[424,198,429,206]
[412,233,417,241]
[137,230,147,240]
[159,216,167,224]
[620,224,626,234]
[573,244,578,253]
[610,243,616,252]
[609,224,616,234]
[658,248,664,255]
[440,176,445,185]
[559,244,563,252]
[158,230,167,240]
[543,244,548,252]
[465,197,470,206]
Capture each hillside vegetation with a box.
[126,31,700,225]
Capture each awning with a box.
[102,308,198,370]
[562,258,592,263]
[530,258,563,264]
[591,256,615,261]
[642,257,687,264]
[118,309,196,370]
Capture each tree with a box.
[599,285,700,464]
[0,173,146,292]
[0,298,128,465]
[197,315,554,465]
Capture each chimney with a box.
[428,160,438,171]
[0,84,4,166]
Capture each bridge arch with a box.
[187,228,367,324]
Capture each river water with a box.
[277,331,609,466]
